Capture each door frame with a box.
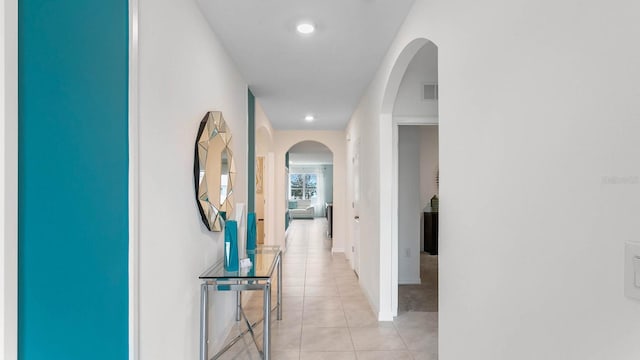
[378,38,435,320]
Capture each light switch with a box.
[635,256,640,288]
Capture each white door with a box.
[352,138,361,275]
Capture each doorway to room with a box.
[397,124,439,313]
[387,39,439,317]
[285,141,334,247]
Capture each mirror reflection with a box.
[194,111,235,231]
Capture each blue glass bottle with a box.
[224,220,239,272]
[247,212,257,251]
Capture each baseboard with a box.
[360,282,389,323]
[398,277,422,285]
[331,247,344,253]
[378,311,394,322]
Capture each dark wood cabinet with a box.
[424,210,439,255]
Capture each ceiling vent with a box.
[423,84,438,100]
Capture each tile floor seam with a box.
[346,325,359,360]
[298,248,306,358]
[392,320,412,354]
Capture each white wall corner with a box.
[128,0,140,359]
[2,0,18,358]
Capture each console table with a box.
[199,245,282,360]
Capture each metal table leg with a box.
[236,288,242,321]
[200,283,208,360]
[277,256,282,320]
[263,281,271,360]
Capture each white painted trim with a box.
[128,0,140,359]
[378,113,394,320]
[2,0,18,358]
[391,121,399,318]
[394,116,438,126]
[398,277,422,285]
[331,247,344,253]
[378,311,394,322]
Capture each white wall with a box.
[398,126,421,284]
[348,0,640,358]
[324,165,333,202]
[138,0,247,358]
[419,125,439,209]
[346,102,381,312]
[273,131,346,253]
[393,42,438,120]
[1,0,17,358]
[255,100,274,155]
[255,101,274,243]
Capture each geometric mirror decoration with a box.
[193,111,236,231]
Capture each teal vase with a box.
[248,253,256,277]
[247,212,257,251]
[224,220,239,271]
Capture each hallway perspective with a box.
[219,218,437,359]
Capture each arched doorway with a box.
[272,133,346,255]
[284,141,334,247]
[379,38,439,319]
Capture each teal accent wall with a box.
[248,89,255,213]
[18,1,129,359]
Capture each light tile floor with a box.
[218,218,438,360]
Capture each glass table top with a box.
[199,245,281,280]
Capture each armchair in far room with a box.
[288,199,314,219]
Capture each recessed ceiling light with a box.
[305,115,314,122]
[296,22,315,35]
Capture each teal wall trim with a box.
[248,89,255,213]
[18,1,129,359]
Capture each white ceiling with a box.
[197,0,416,130]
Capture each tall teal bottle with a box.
[224,220,239,271]
[247,212,257,251]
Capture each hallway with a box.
[220,218,437,360]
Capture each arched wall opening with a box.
[379,37,439,319]
[286,140,334,224]
[271,131,347,254]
